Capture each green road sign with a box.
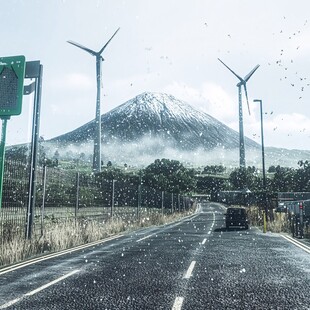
[0,55,25,117]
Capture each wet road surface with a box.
[1,202,310,309]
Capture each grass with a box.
[246,205,291,233]
[0,205,196,267]
[229,205,291,233]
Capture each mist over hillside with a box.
[41,137,309,169]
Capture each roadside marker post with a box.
[263,211,267,233]
[0,55,26,209]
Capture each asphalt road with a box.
[1,202,310,310]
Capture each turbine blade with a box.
[67,40,97,56]
[98,27,120,55]
[243,84,251,115]
[218,58,243,82]
[244,64,260,82]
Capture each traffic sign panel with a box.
[0,55,25,117]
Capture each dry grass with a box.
[0,205,196,267]
[266,212,290,233]
[246,205,290,233]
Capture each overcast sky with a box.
[1,0,310,151]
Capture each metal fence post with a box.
[137,183,141,219]
[40,164,47,236]
[161,191,164,215]
[111,179,115,218]
[75,172,80,224]
[171,193,174,214]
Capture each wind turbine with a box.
[67,27,120,173]
[218,58,259,168]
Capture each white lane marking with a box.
[0,270,79,309]
[136,233,156,242]
[0,234,122,276]
[0,298,21,309]
[172,296,184,310]
[201,238,207,245]
[27,269,79,296]
[183,261,196,279]
[281,235,310,254]
[136,213,200,243]
[207,231,211,235]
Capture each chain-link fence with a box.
[0,160,193,241]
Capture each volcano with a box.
[50,92,259,151]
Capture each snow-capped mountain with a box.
[50,92,259,151]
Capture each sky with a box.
[1,0,310,151]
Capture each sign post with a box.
[0,55,25,209]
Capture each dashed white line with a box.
[0,298,21,309]
[136,233,156,242]
[172,296,184,310]
[207,231,211,235]
[183,261,196,279]
[27,269,80,296]
[201,238,207,245]
[0,270,79,309]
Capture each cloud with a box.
[245,112,310,150]
[49,73,94,91]
[265,113,310,132]
[163,81,261,133]
[163,81,237,122]
[44,135,308,169]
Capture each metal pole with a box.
[258,100,267,191]
[93,56,102,173]
[161,191,164,215]
[0,117,8,209]
[41,164,47,236]
[26,64,43,239]
[111,179,115,218]
[75,172,80,224]
[254,99,267,218]
[171,193,174,214]
[137,171,142,219]
[137,185,141,219]
[238,85,246,169]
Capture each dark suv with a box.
[225,207,249,229]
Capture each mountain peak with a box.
[110,91,209,122]
[51,92,259,152]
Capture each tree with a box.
[270,165,295,192]
[196,175,228,194]
[229,166,262,191]
[143,159,196,193]
[203,165,226,174]
[294,161,310,191]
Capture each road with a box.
[1,202,310,309]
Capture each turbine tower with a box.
[218,58,259,168]
[67,28,120,173]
